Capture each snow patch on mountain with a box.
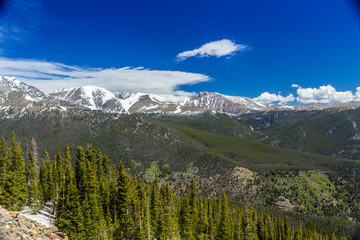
[148,94,190,105]
[119,92,146,112]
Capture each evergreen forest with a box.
[0,132,357,239]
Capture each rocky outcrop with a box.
[274,196,295,212]
[0,205,67,240]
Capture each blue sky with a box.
[0,0,360,105]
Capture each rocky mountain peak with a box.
[49,86,117,110]
[185,91,266,115]
[0,76,46,100]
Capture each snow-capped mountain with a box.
[185,92,266,115]
[2,76,359,116]
[0,76,46,100]
[48,86,267,115]
[0,77,48,109]
[49,87,191,114]
[49,86,121,111]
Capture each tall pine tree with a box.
[82,158,101,240]
[39,150,54,206]
[116,161,132,239]
[56,144,83,240]
[8,132,27,210]
[0,136,10,207]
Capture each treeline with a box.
[0,132,351,239]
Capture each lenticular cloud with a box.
[0,58,210,94]
[177,39,248,60]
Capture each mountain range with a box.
[2,76,359,116]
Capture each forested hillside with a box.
[0,133,357,239]
[237,108,360,160]
[2,109,360,226]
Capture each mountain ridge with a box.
[1,76,360,116]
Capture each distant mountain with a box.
[48,86,191,114]
[0,76,46,100]
[0,76,48,109]
[185,91,266,114]
[48,86,123,112]
[47,86,270,115]
[1,76,360,116]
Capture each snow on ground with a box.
[119,92,145,112]
[139,104,159,112]
[174,105,182,114]
[20,204,55,227]
[24,94,38,102]
[149,93,190,105]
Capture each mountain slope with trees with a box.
[0,133,356,239]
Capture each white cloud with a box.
[295,85,355,105]
[177,39,248,61]
[355,87,360,101]
[0,58,210,94]
[255,85,360,106]
[253,92,295,105]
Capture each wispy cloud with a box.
[177,39,249,61]
[0,0,42,51]
[0,58,211,94]
[253,92,295,105]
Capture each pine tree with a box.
[216,191,231,240]
[188,178,199,233]
[208,201,216,240]
[159,183,177,239]
[39,150,54,205]
[136,180,149,240]
[95,151,113,239]
[85,144,97,173]
[331,232,337,240]
[198,197,209,239]
[0,136,10,207]
[284,216,292,240]
[109,169,118,220]
[180,194,194,240]
[82,159,100,240]
[8,132,27,210]
[243,201,259,240]
[26,149,39,210]
[116,161,132,239]
[75,146,87,202]
[150,178,160,239]
[96,149,111,219]
[265,214,275,240]
[54,147,64,205]
[234,208,244,240]
[213,197,222,238]
[256,212,265,240]
[56,144,83,239]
